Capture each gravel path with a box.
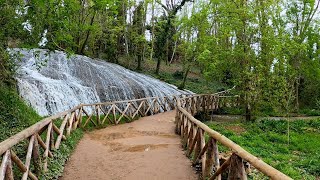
[61,111,197,180]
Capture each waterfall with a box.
[13,48,191,116]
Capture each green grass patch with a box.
[206,118,320,179]
[0,84,42,142]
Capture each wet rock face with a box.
[13,49,189,116]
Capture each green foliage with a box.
[299,109,320,116]
[0,0,25,85]
[1,0,320,118]
[172,70,184,79]
[40,129,83,179]
[206,118,320,179]
[0,49,16,86]
[0,84,41,142]
[175,0,320,119]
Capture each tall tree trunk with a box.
[237,0,251,121]
[166,38,169,65]
[137,54,142,71]
[156,58,161,74]
[76,0,85,53]
[179,65,190,89]
[169,39,177,64]
[150,0,155,61]
[295,76,300,111]
[124,0,129,56]
[80,11,96,55]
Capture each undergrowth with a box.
[0,84,41,142]
[206,118,320,179]
[118,57,227,94]
[41,129,83,179]
[299,109,320,116]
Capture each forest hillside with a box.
[1,0,320,179]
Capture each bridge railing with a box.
[80,95,185,127]
[0,89,292,180]
[0,104,82,180]
[178,94,240,116]
[175,94,292,180]
[0,94,189,180]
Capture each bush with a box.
[172,70,184,79]
[299,109,320,116]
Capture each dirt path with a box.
[61,111,197,180]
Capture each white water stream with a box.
[13,49,190,116]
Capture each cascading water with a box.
[12,48,191,116]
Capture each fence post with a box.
[228,153,247,180]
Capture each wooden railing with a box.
[0,89,292,180]
[0,94,189,180]
[178,93,239,116]
[175,94,292,180]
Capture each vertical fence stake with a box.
[228,153,247,180]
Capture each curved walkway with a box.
[61,111,197,180]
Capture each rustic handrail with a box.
[0,105,82,156]
[0,92,210,155]
[175,95,292,180]
[80,94,184,106]
[0,94,186,179]
[0,87,291,180]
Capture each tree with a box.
[154,0,192,74]
[131,1,146,70]
[284,0,320,111]
[182,0,320,120]
[0,0,25,85]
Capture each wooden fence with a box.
[0,90,292,180]
[0,95,188,180]
[175,95,292,180]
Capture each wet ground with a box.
[61,111,197,180]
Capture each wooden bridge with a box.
[0,90,292,180]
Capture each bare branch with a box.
[172,0,193,15]
[300,0,320,40]
[156,0,169,12]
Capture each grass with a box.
[0,84,41,142]
[40,129,83,179]
[206,118,320,179]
